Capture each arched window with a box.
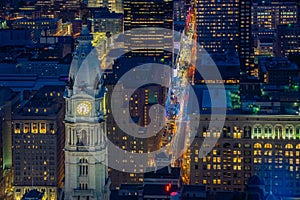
[295,126,300,139]
[82,130,88,145]
[264,125,272,139]
[79,158,88,176]
[296,144,300,149]
[253,125,262,139]
[244,126,251,138]
[285,144,293,149]
[264,143,272,149]
[285,144,294,157]
[274,125,283,139]
[254,143,262,149]
[79,183,88,190]
[233,126,242,139]
[222,126,231,138]
[78,130,88,146]
[285,125,294,139]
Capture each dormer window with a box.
[32,123,38,134]
[24,123,29,133]
[40,123,46,134]
[50,123,55,134]
[14,123,21,134]
[81,53,86,58]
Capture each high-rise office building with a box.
[173,0,186,22]
[87,0,107,8]
[36,0,54,8]
[252,1,298,33]
[196,0,240,53]
[276,24,300,58]
[106,0,174,188]
[123,0,173,64]
[64,25,110,200]
[109,0,123,13]
[11,18,63,36]
[195,0,255,76]
[64,0,81,10]
[185,114,300,197]
[239,0,255,76]
[86,0,123,13]
[12,86,65,200]
[258,57,300,85]
[104,57,167,188]
[89,7,123,34]
[252,1,298,59]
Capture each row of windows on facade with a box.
[14,145,56,150]
[15,176,55,182]
[79,158,88,176]
[14,171,55,177]
[14,123,55,134]
[199,125,300,139]
[14,160,53,166]
[197,143,300,150]
[195,172,300,182]
[15,188,56,192]
[14,138,55,145]
[15,170,55,177]
[198,161,300,171]
[196,151,300,164]
[25,108,48,113]
[199,151,300,160]
[201,179,300,187]
[14,163,55,170]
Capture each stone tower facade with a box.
[64,25,110,200]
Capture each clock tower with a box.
[64,25,110,200]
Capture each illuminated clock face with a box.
[76,102,91,115]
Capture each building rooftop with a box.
[91,7,123,19]
[144,166,181,179]
[181,184,206,193]
[258,36,274,44]
[259,57,299,71]
[15,85,64,117]
[0,87,19,107]
[143,184,179,196]
[119,183,142,190]
[11,17,60,23]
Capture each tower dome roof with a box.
[73,48,102,96]
[67,25,103,97]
